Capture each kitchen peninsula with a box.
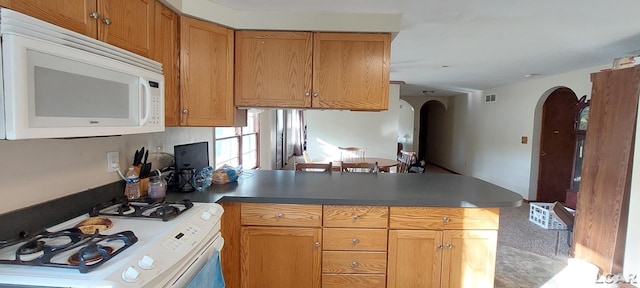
[167,170,522,288]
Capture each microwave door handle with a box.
[140,80,152,125]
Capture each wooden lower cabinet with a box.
[388,207,499,288]
[441,230,497,288]
[226,204,500,288]
[240,226,322,288]
[387,229,497,288]
[387,230,442,288]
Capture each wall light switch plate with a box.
[107,151,119,172]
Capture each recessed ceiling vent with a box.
[485,94,497,103]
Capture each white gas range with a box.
[0,199,224,287]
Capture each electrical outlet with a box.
[107,151,119,172]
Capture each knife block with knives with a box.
[132,147,153,197]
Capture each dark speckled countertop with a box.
[165,170,523,208]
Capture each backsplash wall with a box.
[0,127,214,215]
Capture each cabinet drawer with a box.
[323,228,387,251]
[241,203,322,227]
[322,251,387,274]
[389,207,499,230]
[322,274,386,288]
[323,205,388,228]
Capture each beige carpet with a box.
[495,204,571,287]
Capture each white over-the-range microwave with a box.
[0,8,164,140]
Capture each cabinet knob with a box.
[276,213,284,219]
[436,244,443,249]
[443,216,450,223]
[102,18,112,25]
[352,238,359,244]
[314,241,320,247]
[182,109,189,114]
[353,215,359,221]
[445,243,452,249]
[89,12,100,19]
[351,261,358,268]
[305,92,310,97]
[312,92,319,97]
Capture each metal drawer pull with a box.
[305,92,310,97]
[89,12,100,19]
[443,216,450,222]
[351,261,358,268]
[437,244,443,249]
[276,213,284,219]
[102,18,112,25]
[445,243,452,249]
[352,238,359,244]
[353,215,359,220]
[314,242,320,247]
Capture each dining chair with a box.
[338,146,366,161]
[303,151,312,163]
[294,162,333,172]
[397,150,417,173]
[340,161,378,173]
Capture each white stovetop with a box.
[0,202,223,287]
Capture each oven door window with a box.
[27,50,140,127]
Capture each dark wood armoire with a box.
[572,66,640,273]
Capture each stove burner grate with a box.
[68,244,114,266]
[89,198,193,221]
[0,228,137,273]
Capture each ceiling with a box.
[210,0,640,97]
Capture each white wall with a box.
[446,66,600,199]
[0,128,213,214]
[305,85,400,161]
[160,0,401,33]
[624,101,640,277]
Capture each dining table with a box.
[314,157,399,172]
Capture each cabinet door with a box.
[7,0,97,37]
[387,230,442,288]
[180,17,242,127]
[441,230,497,288]
[235,31,313,108]
[97,0,154,58]
[241,226,322,288]
[153,3,179,127]
[313,33,390,111]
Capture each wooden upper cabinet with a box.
[0,0,10,8]
[235,31,390,111]
[235,31,313,108]
[313,32,390,111]
[6,0,154,58]
[7,0,98,37]
[97,0,154,58]
[152,3,180,127]
[180,17,246,127]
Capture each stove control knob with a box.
[208,206,221,215]
[138,255,155,270]
[201,211,212,221]
[122,266,140,283]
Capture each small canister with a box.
[147,173,168,199]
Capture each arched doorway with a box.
[536,87,580,202]
[418,100,446,164]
